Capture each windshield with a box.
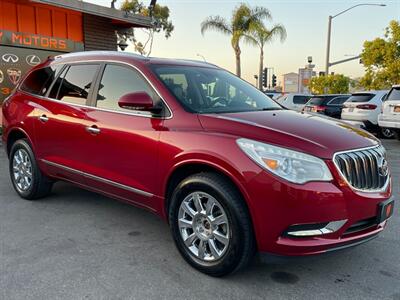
[151,65,281,113]
[387,87,400,101]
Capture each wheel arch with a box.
[163,159,255,227]
[5,127,33,157]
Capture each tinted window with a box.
[53,64,99,105]
[293,96,310,104]
[387,87,400,101]
[21,65,62,96]
[308,96,335,106]
[328,96,349,105]
[151,65,281,113]
[347,94,375,102]
[96,64,158,112]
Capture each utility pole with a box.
[325,3,385,75]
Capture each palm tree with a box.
[244,22,286,89]
[201,4,271,77]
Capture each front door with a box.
[35,63,100,182]
[83,63,168,210]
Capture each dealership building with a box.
[0,0,151,104]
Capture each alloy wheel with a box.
[381,128,395,139]
[12,149,33,192]
[178,192,230,262]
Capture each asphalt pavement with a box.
[0,140,399,300]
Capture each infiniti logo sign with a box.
[2,53,19,63]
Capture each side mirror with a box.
[118,92,159,112]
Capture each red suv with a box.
[1,52,394,276]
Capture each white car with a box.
[275,93,312,111]
[378,85,400,140]
[341,90,395,138]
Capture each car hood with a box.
[198,110,379,159]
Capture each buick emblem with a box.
[7,68,22,85]
[2,53,19,63]
[378,157,389,177]
[0,70,4,84]
[26,55,41,66]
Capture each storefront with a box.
[0,0,151,104]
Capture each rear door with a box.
[34,63,100,182]
[382,87,400,123]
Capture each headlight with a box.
[237,138,332,184]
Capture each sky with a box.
[87,0,400,84]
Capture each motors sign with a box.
[0,30,84,53]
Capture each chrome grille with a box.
[334,145,389,192]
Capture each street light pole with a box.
[325,3,386,76]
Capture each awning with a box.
[30,0,152,28]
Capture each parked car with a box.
[302,94,350,118]
[341,90,395,138]
[263,91,282,100]
[378,85,400,140]
[275,93,312,111]
[2,52,393,277]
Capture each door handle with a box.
[86,125,101,135]
[39,115,49,123]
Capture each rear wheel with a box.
[9,139,53,200]
[378,127,395,139]
[169,172,255,277]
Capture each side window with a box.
[329,97,348,105]
[20,65,62,96]
[51,64,99,105]
[96,64,157,112]
[293,96,309,104]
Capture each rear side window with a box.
[387,88,400,101]
[293,96,310,104]
[347,94,374,102]
[328,96,349,105]
[20,65,62,96]
[50,64,99,105]
[308,96,333,106]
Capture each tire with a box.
[168,172,255,277]
[378,127,395,139]
[9,139,53,200]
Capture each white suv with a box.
[341,90,394,138]
[378,85,400,140]
[275,93,312,111]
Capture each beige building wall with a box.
[281,72,299,93]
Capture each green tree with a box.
[308,74,350,95]
[360,20,400,90]
[244,22,286,89]
[201,4,271,77]
[119,0,174,56]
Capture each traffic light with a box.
[272,74,277,87]
[262,68,268,88]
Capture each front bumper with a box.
[245,161,393,256]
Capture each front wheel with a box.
[9,139,53,200]
[169,172,255,277]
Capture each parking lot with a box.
[0,139,399,300]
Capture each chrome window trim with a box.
[18,59,173,120]
[333,144,390,193]
[41,159,154,198]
